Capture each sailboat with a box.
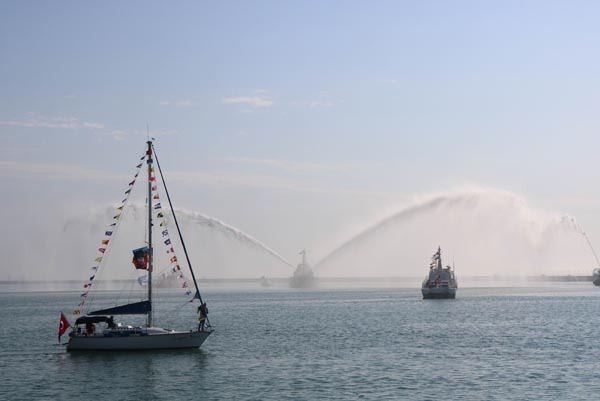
[65,140,212,351]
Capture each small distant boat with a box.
[63,140,212,351]
[421,247,457,299]
[260,276,272,287]
[593,268,600,286]
[290,249,315,288]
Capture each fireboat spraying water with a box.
[290,249,316,288]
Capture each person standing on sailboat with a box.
[197,302,208,331]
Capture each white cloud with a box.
[308,101,334,108]
[0,113,176,142]
[0,113,104,130]
[216,157,350,174]
[0,160,127,181]
[0,158,365,196]
[101,129,176,141]
[0,160,323,191]
[381,78,399,85]
[159,100,193,107]
[222,96,273,108]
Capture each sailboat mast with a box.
[146,140,153,327]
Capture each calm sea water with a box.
[2,282,600,400]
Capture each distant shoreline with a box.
[0,275,593,284]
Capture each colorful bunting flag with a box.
[72,148,192,309]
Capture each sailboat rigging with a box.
[64,140,212,351]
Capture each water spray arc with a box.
[64,205,295,274]
[568,217,600,268]
[181,211,294,268]
[313,193,471,270]
[313,189,586,273]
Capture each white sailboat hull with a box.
[67,330,211,351]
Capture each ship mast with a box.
[146,140,153,327]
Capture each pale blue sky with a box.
[1,1,600,278]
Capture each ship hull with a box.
[422,287,457,299]
[290,276,316,288]
[67,330,211,351]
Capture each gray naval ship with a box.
[290,249,316,288]
[421,247,457,299]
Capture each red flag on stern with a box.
[58,312,71,342]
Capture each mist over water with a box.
[2,187,594,282]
